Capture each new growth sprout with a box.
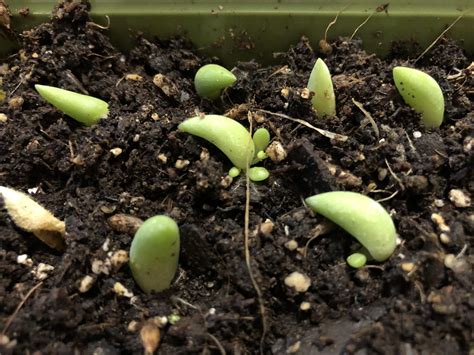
[178,114,271,182]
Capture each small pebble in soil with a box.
[378,168,388,181]
[463,136,473,153]
[113,282,134,298]
[78,275,95,293]
[439,233,451,244]
[100,205,116,214]
[26,187,39,195]
[16,254,33,267]
[299,302,311,311]
[0,334,10,346]
[287,341,301,354]
[258,219,274,236]
[127,320,139,332]
[434,199,445,208]
[266,141,287,163]
[413,131,422,138]
[153,316,168,327]
[156,153,168,164]
[401,262,415,273]
[8,96,24,109]
[0,113,7,122]
[300,88,310,99]
[110,250,129,271]
[284,271,311,293]
[285,240,298,251]
[102,238,110,252]
[200,148,210,161]
[448,189,471,208]
[431,213,450,232]
[175,159,190,169]
[125,73,143,81]
[110,147,123,157]
[32,263,54,280]
[220,175,233,188]
[91,259,110,275]
[153,73,178,97]
[444,254,469,274]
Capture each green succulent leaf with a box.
[252,128,270,153]
[129,215,180,293]
[229,167,241,178]
[393,66,444,128]
[194,64,237,99]
[307,58,336,116]
[178,114,255,169]
[248,167,269,182]
[35,84,108,126]
[347,252,367,268]
[305,191,396,262]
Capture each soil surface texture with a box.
[0,2,473,354]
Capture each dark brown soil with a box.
[1,2,473,354]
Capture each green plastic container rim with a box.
[5,1,474,64]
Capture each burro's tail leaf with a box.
[178,114,255,170]
[305,191,397,262]
[35,84,109,126]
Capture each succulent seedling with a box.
[252,127,270,162]
[305,191,396,267]
[307,58,336,116]
[35,84,109,126]
[178,114,270,181]
[393,66,444,128]
[346,252,367,269]
[194,64,237,99]
[129,215,180,293]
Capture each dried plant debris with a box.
[0,186,65,250]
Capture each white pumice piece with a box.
[157,154,168,164]
[110,147,123,157]
[17,254,33,267]
[448,189,471,208]
[266,141,287,163]
[287,340,301,354]
[434,199,445,208]
[284,271,311,293]
[91,259,111,275]
[128,320,140,332]
[431,213,450,233]
[102,238,110,252]
[299,301,311,311]
[285,240,298,251]
[463,136,473,153]
[439,233,451,244]
[175,159,190,169]
[32,263,54,280]
[78,275,95,293]
[259,219,274,236]
[110,250,129,271]
[113,282,134,298]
